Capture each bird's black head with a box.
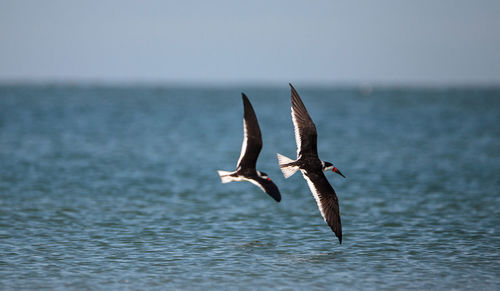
[322,161,346,178]
[258,171,271,181]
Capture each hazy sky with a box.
[1,0,499,85]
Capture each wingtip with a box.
[241,93,251,108]
[289,83,299,98]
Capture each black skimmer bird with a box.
[277,83,345,243]
[217,93,281,202]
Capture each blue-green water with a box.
[0,85,499,289]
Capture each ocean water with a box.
[0,85,499,290]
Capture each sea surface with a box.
[0,85,499,290]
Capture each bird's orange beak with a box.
[333,167,346,178]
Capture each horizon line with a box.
[0,79,500,90]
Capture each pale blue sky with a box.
[1,0,499,85]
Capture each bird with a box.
[277,83,345,243]
[217,93,281,202]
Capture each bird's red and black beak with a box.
[333,167,346,178]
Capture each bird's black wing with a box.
[248,176,282,202]
[236,93,263,171]
[302,170,342,243]
[290,83,318,158]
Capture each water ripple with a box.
[0,86,499,289]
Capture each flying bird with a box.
[277,83,345,243]
[218,93,281,202]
